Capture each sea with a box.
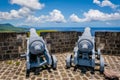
[35,27,120,36]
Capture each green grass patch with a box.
[6,60,13,65]
[15,61,20,66]
[27,30,57,37]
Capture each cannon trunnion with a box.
[23,28,57,77]
[66,27,104,73]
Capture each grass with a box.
[0,30,24,32]
[15,61,20,66]
[27,30,57,37]
[37,30,57,35]
[6,60,13,65]
[5,60,20,66]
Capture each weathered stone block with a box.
[6,50,12,53]
[3,42,9,46]
[0,42,3,46]
[9,46,14,49]
[1,47,8,50]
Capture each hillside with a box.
[0,23,26,32]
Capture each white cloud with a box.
[26,9,66,23]
[93,0,101,5]
[48,9,66,23]
[26,15,41,23]
[0,0,44,20]
[69,14,86,22]
[93,0,118,9]
[10,0,44,10]
[0,7,31,20]
[69,9,120,22]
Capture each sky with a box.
[0,0,120,27]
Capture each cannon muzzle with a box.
[78,27,93,52]
[78,39,93,52]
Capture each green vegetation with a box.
[37,30,57,35]
[27,30,57,37]
[5,60,20,66]
[6,60,13,65]
[0,23,57,37]
[0,23,26,32]
[15,61,20,66]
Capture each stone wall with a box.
[0,31,120,60]
[0,32,27,60]
[95,32,120,55]
[41,32,120,55]
[41,32,82,53]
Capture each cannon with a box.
[66,27,104,73]
[22,28,57,77]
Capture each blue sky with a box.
[0,0,120,27]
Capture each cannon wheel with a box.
[51,55,57,70]
[26,69,30,77]
[66,54,72,68]
[100,55,104,73]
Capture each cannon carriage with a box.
[66,27,104,73]
[22,28,57,77]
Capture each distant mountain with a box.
[0,23,27,32]
[0,23,14,28]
